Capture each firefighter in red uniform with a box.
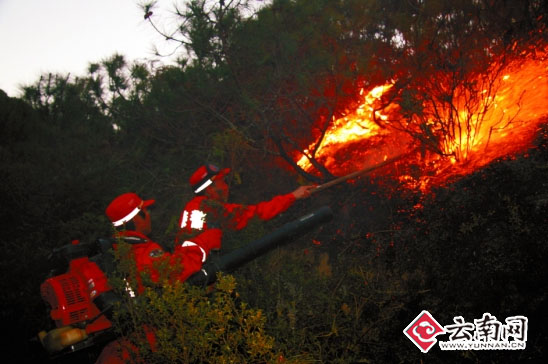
[96,192,220,364]
[176,163,315,248]
[98,169,313,363]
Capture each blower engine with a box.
[38,239,122,355]
[38,206,333,357]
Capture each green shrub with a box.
[108,242,286,363]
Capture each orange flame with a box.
[297,83,402,172]
[297,50,548,191]
[431,53,548,162]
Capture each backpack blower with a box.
[37,206,333,357]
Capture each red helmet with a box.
[106,192,155,226]
[189,163,230,194]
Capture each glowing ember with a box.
[296,50,548,191]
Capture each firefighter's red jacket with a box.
[176,193,296,246]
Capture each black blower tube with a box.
[187,205,333,286]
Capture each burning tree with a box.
[384,1,548,167]
[296,48,548,191]
[393,50,548,162]
[293,0,548,190]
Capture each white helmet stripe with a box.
[194,179,213,194]
[112,207,141,226]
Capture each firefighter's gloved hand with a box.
[292,185,315,199]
